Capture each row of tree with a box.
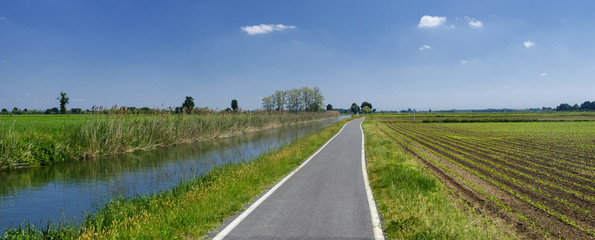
[556,101,595,111]
[350,102,375,114]
[262,87,326,112]
[174,96,240,114]
[0,91,245,115]
[0,107,84,115]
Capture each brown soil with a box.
[380,122,595,239]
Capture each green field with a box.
[0,112,339,170]
[363,118,512,239]
[367,112,595,239]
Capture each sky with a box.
[2,0,595,111]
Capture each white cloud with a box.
[465,17,483,28]
[241,24,296,35]
[540,73,547,77]
[461,60,467,64]
[469,21,482,28]
[418,15,446,28]
[419,45,431,50]
[524,40,535,48]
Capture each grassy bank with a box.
[0,112,339,170]
[2,117,351,239]
[362,117,514,239]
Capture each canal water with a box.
[0,117,344,231]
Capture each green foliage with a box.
[309,102,319,112]
[262,87,324,112]
[557,100,595,111]
[580,101,595,111]
[70,108,82,114]
[182,96,195,114]
[350,103,360,114]
[44,108,59,114]
[326,104,333,111]
[2,221,79,239]
[360,101,372,110]
[57,91,69,114]
[362,106,371,114]
[231,99,239,112]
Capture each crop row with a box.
[376,123,555,237]
[379,121,594,238]
[413,123,595,174]
[409,124,595,193]
[385,123,593,221]
[407,123,595,186]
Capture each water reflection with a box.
[0,119,337,231]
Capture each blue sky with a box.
[2,0,595,111]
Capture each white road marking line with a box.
[213,120,351,240]
[360,118,385,240]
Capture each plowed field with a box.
[377,120,595,239]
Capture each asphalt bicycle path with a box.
[212,118,383,240]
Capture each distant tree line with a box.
[556,101,595,111]
[261,87,325,112]
[1,92,254,116]
[0,106,187,115]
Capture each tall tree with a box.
[57,91,69,114]
[350,103,360,114]
[286,88,302,112]
[182,96,195,114]
[231,99,239,112]
[326,104,333,111]
[556,103,572,111]
[300,86,313,111]
[311,87,324,111]
[580,101,592,111]
[262,96,274,111]
[360,101,372,110]
[309,102,319,112]
[262,86,325,113]
[362,106,372,114]
[273,90,286,111]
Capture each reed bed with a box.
[0,112,339,170]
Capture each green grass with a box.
[0,112,339,169]
[2,117,351,239]
[362,117,514,239]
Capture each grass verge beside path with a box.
[362,117,514,239]
[2,117,351,239]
